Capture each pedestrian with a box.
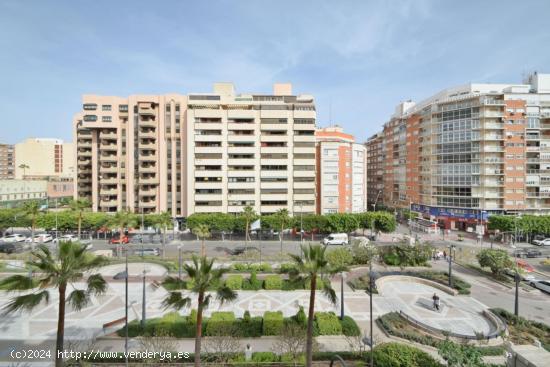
[432,293,439,311]
[435,295,440,311]
[443,250,447,260]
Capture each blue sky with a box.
[1,0,549,144]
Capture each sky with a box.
[1,0,549,144]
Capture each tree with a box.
[487,215,515,232]
[241,205,257,244]
[273,209,292,254]
[109,210,137,257]
[22,201,41,249]
[162,256,237,367]
[302,215,328,239]
[0,242,108,367]
[477,249,513,277]
[192,223,211,257]
[325,213,359,234]
[372,212,397,233]
[69,198,92,239]
[154,211,172,259]
[288,244,343,366]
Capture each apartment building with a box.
[371,72,550,230]
[365,133,383,208]
[73,83,317,216]
[315,126,366,214]
[0,179,48,208]
[14,138,74,179]
[0,144,15,179]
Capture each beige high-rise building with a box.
[73,83,317,216]
[0,144,15,179]
[14,138,75,179]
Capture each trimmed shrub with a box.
[225,275,243,290]
[315,312,342,335]
[278,262,298,274]
[263,311,284,335]
[264,275,283,290]
[326,247,354,268]
[238,316,263,337]
[205,311,236,336]
[242,271,263,290]
[252,352,279,362]
[292,306,307,327]
[340,315,360,336]
[365,342,442,367]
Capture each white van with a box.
[323,233,348,246]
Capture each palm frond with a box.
[0,275,37,292]
[2,290,50,315]
[162,276,187,290]
[86,274,107,296]
[321,279,337,305]
[216,286,237,305]
[202,293,212,309]
[162,292,191,311]
[67,289,91,311]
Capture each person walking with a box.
[432,293,440,311]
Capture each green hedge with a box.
[232,263,272,273]
[238,311,263,337]
[251,352,278,362]
[264,275,283,290]
[315,312,342,335]
[365,342,442,367]
[263,311,284,335]
[242,271,263,290]
[205,311,236,336]
[340,315,360,336]
[225,275,243,290]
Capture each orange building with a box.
[315,126,366,214]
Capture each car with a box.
[529,280,550,294]
[1,234,27,243]
[109,236,129,244]
[533,238,550,246]
[52,234,79,244]
[134,248,160,256]
[322,233,349,246]
[25,234,53,243]
[0,242,24,254]
[514,249,542,258]
[531,235,546,245]
[505,268,536,281]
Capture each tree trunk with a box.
[201,238,205,257]
[55,284,66,367]
[31,219,35,250]
[194,294,204,367]
[280,224,283,254]
[306,275,317,367]
[78,213,82,240]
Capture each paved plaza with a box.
[0,264,498,349]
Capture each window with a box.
[83,103,97,110]
[102,105,112,111]
[119,104,128,112]
[102,116,112,122]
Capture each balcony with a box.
[195,206,224,213]
[139,187,157,196]
[484,169,504,175]
[228,158,256,166]
[293,158,315,166]
[293,135,315,143]
[100,188,118,196]
[195,181,224,190]
[483,146,504,152]
[526,146,540,152]
[195,134,223,143]
[100,143,117,151]
[140,130,157,139]
[227,146,256,154]
[138,142,156,150]
[293,170,316,178]
[140,119,157,128]
[140,165,157,173]
[293,146,315,154]
[195,122,223,130]
[294,181,315,189]
[140,177,159,185]
[139,154,157,162]
[293,193,315,201]
[78,158,91,166]
[77,177,91,184]
[260,123,287,131]
[100,131,117,139]
[141,201,157,209]
[484,135,503,140]
[101,177,118,184]
[99,165,118,174]
[78,150,92,157]
[99,154,117,162]
[483,122,505,129]
[195,146,223,154]
[138,105,155,116]
[526,135,541,140]
[195,194,224,201]
[78,140,92,148]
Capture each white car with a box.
[323,233,349,246]
[1,234,27,242]
[533,238,550,246]
[504,268,536,281]
[52,234,79,244]
[529,280,550,294]
[25,234,53,243]
[135,248,160,256]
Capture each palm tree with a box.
[288,244,343,366]
[192,223,211,257]
[274,208,292,254]
[0,242,108,367]
[155,211,172,259]
[241,205,257,247]
[162,256,237,367]
[69,198,92,239]
[22,200,41,249]
[109,210,137,257]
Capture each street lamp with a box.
[448,244,456,288]
[113,245,129,367]
[178,245,183,279]
[141,269,147,328]
[340,272,347,320]
[514,268,520,317]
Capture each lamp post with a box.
[448,244,455,288]
[113,247,130,367]
[178,245,183,279]
[366,243,378,367]
[340,272,347,320]
[141,269,147,328]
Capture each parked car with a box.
[529,280,550,294]
[0,242,25,254]
[134,248,160,256]
[533,238,550,246]
[322,233,349,246]
[514,249,543,258]
[1,234,27,243]
[52,234,79,244]
[505,268,536,281]
[531,235,546,245]
[25,234,53,243]
[109,236,129,244]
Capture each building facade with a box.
[73,83,317,216]
[0,180,48,208]
[365,133,384,208]
[14,138,75,179]
[371,72,550,230]
[0,144,15,179]
[315,126,367,214]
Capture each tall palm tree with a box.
[109,210,137,257]
[241,205,257,248]
[22,200,41,249]
[288,244,343,366]
[274,208,292,255]
[162,256,237,367]
[69,198,92,239]
[192,223,210,257]
[0,242,108,367]
[155,211,172,259]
